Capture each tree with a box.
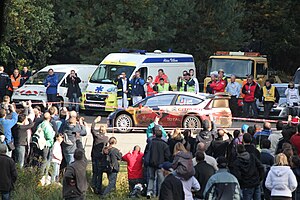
[0,0,59,71]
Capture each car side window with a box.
[175,95,203,105]
[145,94,175,107]
[212,99,229,108]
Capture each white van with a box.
[12,64,97,105]
[83,50,196,112]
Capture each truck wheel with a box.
[183,116,201,134]
[115,114,133,133]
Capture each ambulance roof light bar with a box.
[215,51,260,57]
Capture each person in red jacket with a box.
[154,69,169,84]
[242,75,261,118]
[210,73,226,93]
[122,145,144,193]
[291,124,300,157]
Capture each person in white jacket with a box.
[265,153,298,199]
[285,81,300,116]
[51,133,64,183]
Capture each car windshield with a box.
[276,86,287,97]
[294,70,300,84]
[25,72,65,85]
[208,58,253,78]
[90,64,136,84]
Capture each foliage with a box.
[0,0,59,71]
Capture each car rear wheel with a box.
[183,115,201,134]
[115,114,133,133]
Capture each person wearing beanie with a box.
[231,144,265,200]
[0,144,17,200]
[204,156,241,200]
[159,162,184,200]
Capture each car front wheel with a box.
[114,114,133,133]
[183,115,201,134]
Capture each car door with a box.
[210,96,232,127]
[135,94,176,127]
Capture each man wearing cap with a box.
[204,156,241,200]
[177,72,195,93]
[0,144,17,200]
[226,75,241,116]
[159,162,184,200]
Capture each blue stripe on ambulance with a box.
[142,57,194,63]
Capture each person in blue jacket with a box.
[43,69,59,103]
[131,71,145,105]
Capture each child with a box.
[51,133,63,183]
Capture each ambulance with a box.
[82,49,196,112]
[12,64,98,106]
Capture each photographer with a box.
[66,70,82,113]
[285,81,300,116]
[131,71,145,104]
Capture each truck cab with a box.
[204,51,268,92]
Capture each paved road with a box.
[81,113,277,160]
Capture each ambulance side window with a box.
[139,67,148,80]
[61,78,67,87]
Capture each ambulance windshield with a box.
[25,71,65,85]
[208,59,253,78]
[90,64,136,84]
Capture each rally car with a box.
[107,92,232,133]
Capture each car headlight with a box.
[14,91,20,96]
[39,91,46,96]
[279,103,288,107]
[107,87,117,93]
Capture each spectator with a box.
[145,76,157,97]
[290,124,300,157]
[145,126,171,198]
[204,156,241,200]
[231,144,265,200]
[195,119,214,151]
[156,78,172,93]
[268,120,283,155]
[182,129,196,155]
[0,66,10,101]
[177,73,195,92]
[260,139,274,200]
[20,66,32,86]
[192,142,218,171]
[146,116,167,139]
[43,69,58,103]
[131,70,145,104]
[115,72,131,108]
[276,124,296,154]
[8,69,21,97]
[61,115,87,165]
[194,151,215,199]
[0,106,18,157]
[102,137,122,196]
[226,75,241,117]
[168,128,184,156]
[243,133,261,159]
[90,116,108,194]
[63,139,88,200]
[206,73,217,94]
[254,122,272,147]
[1,96,11,116]
[66,70,82,113]
[227,130,243,169]
[180,173,200,200]
[242,75,260,118]
[154,69,169,84]
[51,133,63,183]
[122,145,144,194]
[172,143,195,180]
[189,69,199,94]
[283,148,294,166]
[265,153,297,200]
[0,144,17,200]
[241,124,249,134]
[285,81,300,116]
[209,70,227,93]
[11,113,34,167]
[206,129,232,158]
[159,161,184,200]
[291,156,300,200]
[38,112,55,178]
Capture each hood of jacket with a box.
[237,151,251,166]
[176,151,193,160]
[270,166,291,177]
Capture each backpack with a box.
[102,147,114,173]
[32,126,47,150]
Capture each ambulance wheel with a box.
[115,114,133,133]
[183,116,201,134]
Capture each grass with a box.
[12,162,156,200]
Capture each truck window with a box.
[90,64,136,84]
[139,67,148,80]
[256,63,267,75]
[208,59,253,78]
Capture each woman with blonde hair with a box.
[172,142,195,180]
[168,128,184,156]
[265,153,298,200]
